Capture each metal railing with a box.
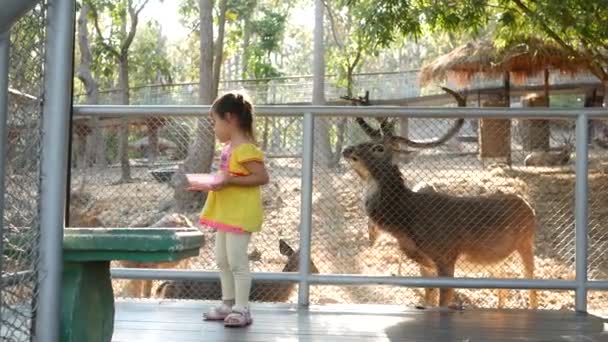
[73,104,608,313]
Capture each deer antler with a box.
[353,87,466,150]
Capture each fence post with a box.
[36,0,75,340]
[298,112,314,307]
[0,31,9,274]
[574,113,589,313]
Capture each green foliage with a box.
[245,6,287,79]
[346,0,608,80]
[130,21,173,85]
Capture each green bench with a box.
[61,227,204,342]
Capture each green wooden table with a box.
[61,227,203,342]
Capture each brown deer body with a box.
[343,142,538,308]
[120,213,197,298]
[524,145,572,167]
[156,239,319,302]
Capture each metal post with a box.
[35,0,75,340]
[574,113,589,313]
[298,112,314,307]
[0,30,10,291]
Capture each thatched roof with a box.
[420,37,588,87]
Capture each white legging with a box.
[215,230,252,310]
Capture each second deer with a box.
[156,239,319,302]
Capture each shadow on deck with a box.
[113,300,608,342]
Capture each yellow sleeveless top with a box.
[199,143,264,233]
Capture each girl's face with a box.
[210,111,232,143]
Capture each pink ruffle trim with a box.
[198,217,247,234]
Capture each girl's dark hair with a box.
[211,91,255,141]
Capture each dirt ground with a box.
[70,151,608,314]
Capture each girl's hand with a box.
[186,182,210,192]
[208,171,231,191]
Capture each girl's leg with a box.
[224,232,253,327]
[226,232,252,310]
[215,230,235,304]
[203,231,234,321]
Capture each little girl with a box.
[188,92,269,327]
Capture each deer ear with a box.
[279,239,295,256]
[371,144,385,154]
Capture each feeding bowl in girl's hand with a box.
[186,173,223,188]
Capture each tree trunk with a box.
[75,130,87,170]
[399,117,408,140]
[147,119,159,165]
[521,95,550,151]
[173,0,216,212]
[117,56,132,182]
[312,0,331,168]
[331,68,354,167]
[331,119,347,167]
[262,116,270,151]
[596,80,608,141]
[585,88,603,143]
[479,71,512,166]
[76,4,105,170]
[212,0,228,99]
[93,118,106,170]
[242,19,252,79]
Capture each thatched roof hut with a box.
[420,37,587,88]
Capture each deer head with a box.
[279,239,319,274]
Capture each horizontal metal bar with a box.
[111,268,579,290]
[111,268,300,282]
[73,105,608,119]
[306,274,577,290]
[587,281,608,290]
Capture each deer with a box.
[342,141,538,309]
[524,134,573,167]
[119,213,200,298]
[155,239,319,303]
[347,88,467,250]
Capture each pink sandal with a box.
[224,308,253,327]
[203,304,232,321]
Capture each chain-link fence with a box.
[1,4,46,341]
[72,70,600,106]
[69,107,608,313]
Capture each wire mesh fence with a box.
[68,108,608,313]
[1,4,46,341]
[72,70,600,106]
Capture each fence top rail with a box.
[73,104,608,119]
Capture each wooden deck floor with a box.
[112,300,608,342]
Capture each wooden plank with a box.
[112,300,608,342]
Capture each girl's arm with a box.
[226,160,269,186]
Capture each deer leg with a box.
[420,265,438,306]
[437,261,456,307]
[395,237,438,307]
[518,238,538,309]
[120,279,141,298]
[368,220,379,247]
[495,267,508,309]
[143,280,153,298]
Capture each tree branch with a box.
[88,1,120,58]
[510,0,607,80]
[323,0,343,48]
[122,0,149,55]
[510,0,576,54]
